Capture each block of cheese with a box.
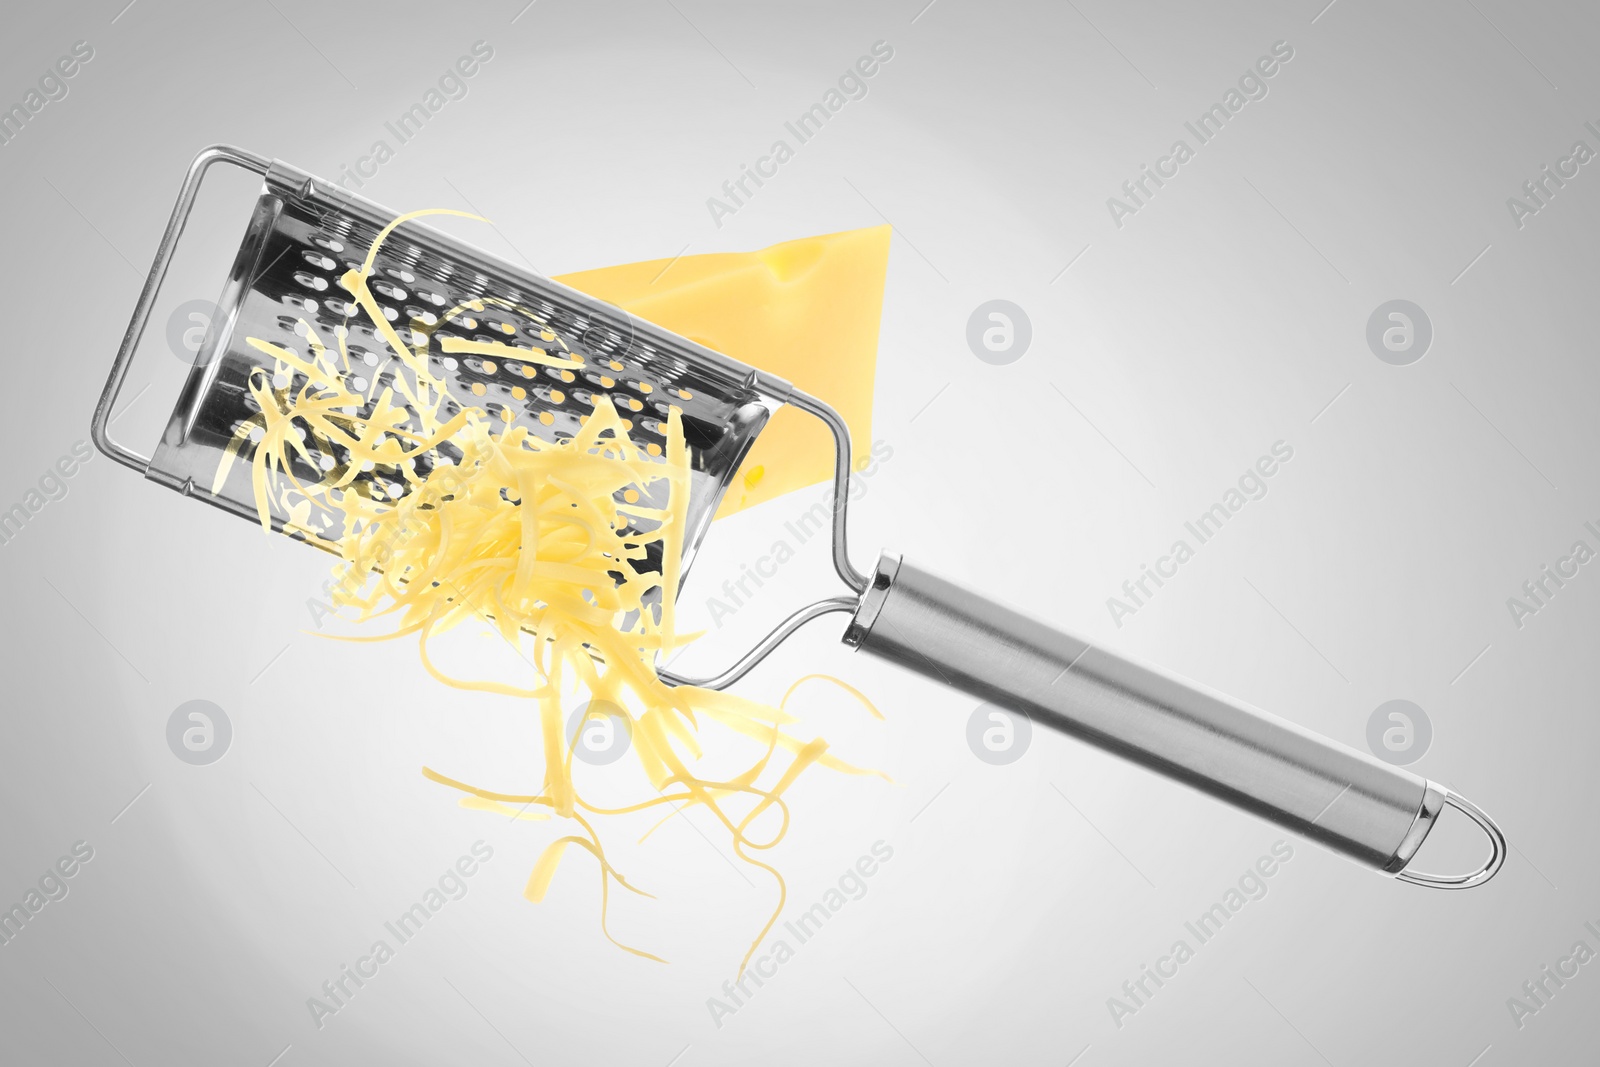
[555,225,890,517]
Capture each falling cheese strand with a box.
[225,209,886,970]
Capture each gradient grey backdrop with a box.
[1,0,1597,1064]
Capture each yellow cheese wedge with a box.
[555,225,890,516]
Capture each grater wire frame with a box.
[91,144,870,685]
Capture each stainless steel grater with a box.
[95,145,1507,890]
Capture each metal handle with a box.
[844,552,1505,886]
[91,144,271,474]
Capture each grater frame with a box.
[91,145,869,602]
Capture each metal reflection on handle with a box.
[843,552,1506,885]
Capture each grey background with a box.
[1,0,1597,1064]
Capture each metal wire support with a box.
[92,144,272,474]
[654,389,868,689]
[787,388,869,594]
[659,596,859,690]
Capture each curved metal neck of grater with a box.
[657,388,873,691]
[786,389,869,596]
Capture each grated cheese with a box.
[221,210,885,969]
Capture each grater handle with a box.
[92,144,270,473]
[842,552,1506,887]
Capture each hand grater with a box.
[95,145,1507,890]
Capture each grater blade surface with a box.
[148,160,789,579]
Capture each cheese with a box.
[225,211,886,972]
[556,225,890,516]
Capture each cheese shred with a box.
[225,210,884,970]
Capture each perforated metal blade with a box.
[148,158,793,581]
